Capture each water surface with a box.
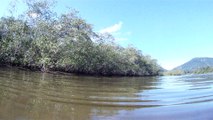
[0,67,213,120]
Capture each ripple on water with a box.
[0,67,213,120]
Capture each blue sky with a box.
[1,0,213,70]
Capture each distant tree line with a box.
[0,0,161,76]
[164,67,213,76]
[193,67,213,74]
[163,70,185,76]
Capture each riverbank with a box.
[0,64,162,77]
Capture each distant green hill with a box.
[173,57,213,72]
[164,57,213,75]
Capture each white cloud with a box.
[28,12,39,18]
[100,21,123,34]
[99,22,132,42]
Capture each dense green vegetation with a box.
[193,67,213,74]
[164,67,213,76]
[0,0,161,76]
[163,70,185,76]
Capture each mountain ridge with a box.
[173,57,213,72]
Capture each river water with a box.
[0,67,213,120]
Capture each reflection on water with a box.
[0,67,213,120]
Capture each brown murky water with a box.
[0,67,213,120]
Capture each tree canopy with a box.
[0,0,161,76]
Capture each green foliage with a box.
[164,66,213,76]
[0,0,161,76]
[163,70,185,76]
[193,67,213,74]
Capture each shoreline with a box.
[0,64,159,77]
